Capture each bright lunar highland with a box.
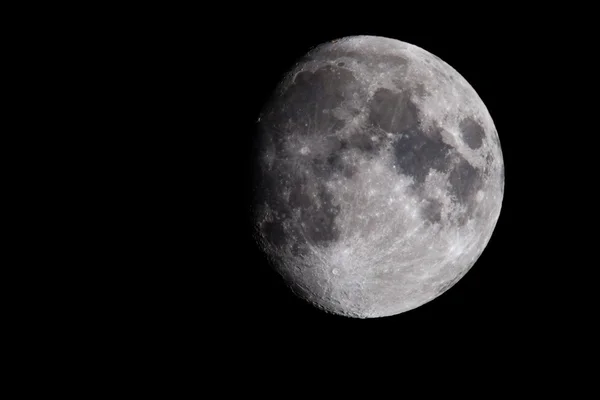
[251,35,504,318]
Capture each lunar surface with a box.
[251,35,504,318]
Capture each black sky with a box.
[13,4,594,390]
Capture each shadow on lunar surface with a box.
[260,220,287,248]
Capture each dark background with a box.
[10,4,592,389]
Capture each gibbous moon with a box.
[251,35,504,318]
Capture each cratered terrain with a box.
[251,35,504,318]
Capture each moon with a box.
[251,35,504,318]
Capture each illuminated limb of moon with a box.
[252,36,504,318]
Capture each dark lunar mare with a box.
[368,88,420,134]
[277,65,362,137]
[459,117,485,149]
[392,127,453,185]
[448,158,481,204]
[421,198,443,224]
